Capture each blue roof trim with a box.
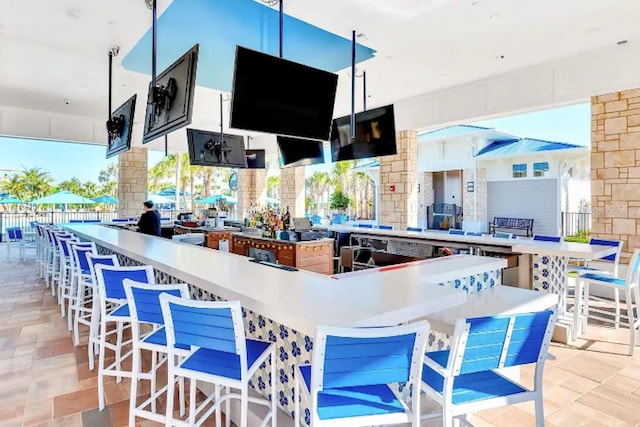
[476,138,583,158]
[418,125,492,141]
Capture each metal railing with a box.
[0,209,179,240]
[561,212,591,237]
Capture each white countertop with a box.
[322,225,617,259]
[65,224,508,337]
[426,285,560,335]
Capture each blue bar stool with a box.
[532,234,562,243]
[407,226,423,232]
[123,280,190,426]
[94,264,155,410]
[81,254,120,365]
[67,243,96,332]
[160,295,277,427]
[294,321,430,427]
[447,229,465,235]
[421,310,557,427]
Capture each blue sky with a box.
[0,102,590,183]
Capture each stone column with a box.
[417,172,434,229]
[591,88,640,263]
[461,167,488,231]
[280,166,305,217]
[117,147,148,219]
[236,169,268,220]
[379,130,418,229]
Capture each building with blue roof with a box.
[415,125,589,235]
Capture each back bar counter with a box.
[65,223,514,423]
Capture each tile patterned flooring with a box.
[2,245,640,426]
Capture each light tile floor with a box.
[2,244,640,426]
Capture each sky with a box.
[0,102,591,183]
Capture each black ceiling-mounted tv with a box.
[106,94,137,159]
[186,128,248,169]
[277,136,325,168]
[330,104,397,162]
[230,46,339,141]
[245,149,266,169]
[142,44,199,143]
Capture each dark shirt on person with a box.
[138,210,161,236]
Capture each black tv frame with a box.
[186,128,248,169]
[230,46,339,141]
[245,149,266,169]
[106,94,137,159]
[142,44,199,143]
[277,136,325,169]
[330,104,397,162]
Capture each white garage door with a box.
[487,179,558,236]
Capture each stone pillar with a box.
[117,147,148,219]
[461,167,488,231]
[417,172,434,229]
[591,88,640,263]
[280,166,305,217]
[379,130,418,229]
[237,169,268,220]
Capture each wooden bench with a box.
[489,217,534,237]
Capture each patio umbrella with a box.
[263,196,280,205]
[93,195,118,204]
[147,193,176,205]
[195,194,237,205]
[30,191,96,205]
[0,196,24,204]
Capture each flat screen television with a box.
[230,46,339,141]
[186,128,248,168]
[330,104,397,162]
[277,136,325,168]
[245,149,266,169]
[106,94,137,159]
[142,44,199,143]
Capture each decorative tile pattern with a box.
[532,254,567,315]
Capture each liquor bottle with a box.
[283,206,291,230]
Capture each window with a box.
[533,162,550,177]
[512,163,527,178]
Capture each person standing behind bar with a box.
[137,200,161,236]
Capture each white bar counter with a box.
[65,224,506,337]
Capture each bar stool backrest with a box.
[123,280,189,325]
[448,229,465,235]
[533,234,562,243]
[312,321,430,391]
[94,264,155,301]
[160,295,246,372]
[7,227,22,241]
[407,227,423,232]
[86,253,119,284]
[70,243,97,273]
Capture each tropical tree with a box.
[58,177,83,194]
[18,167,54,200]
[0,174,25,198]
[267,175,280,199]
[98,162,118,197]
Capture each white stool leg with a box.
[189,377,197,426]
[614,288,621,329]
[627,287,635,356]
[572,279,583,342]
[115,322,124,383]
[271,349,277,427]
[150,350,157,412]
[129,343,141,427]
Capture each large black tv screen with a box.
[106,94,137,159]
[246,149,266,169]
[330,104,397,162]
[230,46,339,141]
[187,129,248,169]
[277,136,325,168]
[143,44,199,143]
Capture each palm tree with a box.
[267,175,280,200]
[0,174,25,199]
[20,167,54,200]
[98,162,118,197]
[58,177,83,194]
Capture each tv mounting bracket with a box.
[106,46,124,144]
[147,77,177,126]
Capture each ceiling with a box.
[0,0,639,152]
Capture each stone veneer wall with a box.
[417,172,434,228]
[236,169,267,220]
[379,131,418,229]
[117,147,148,219]
[591,88,640,262]
[280,166,305,217]
[462,167,488,225]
